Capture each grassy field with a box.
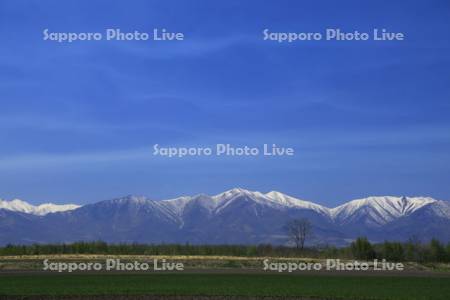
[0,273,449,300]
[2,254,449,272]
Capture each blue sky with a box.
[1,0,449,206]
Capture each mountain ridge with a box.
[0,189,447,223]
[0,198,80,216]
[0,189,448,246]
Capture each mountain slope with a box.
[0,209,42,244]
[331,196,437,227]
[381,200,450,242]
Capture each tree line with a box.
[0,238,449,263]
[347,237,450,263]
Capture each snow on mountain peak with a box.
[265,191,330,215]
[160,196,193,216]
[214,188,259,198]
[0,198,81,216]
[32,203,81,215]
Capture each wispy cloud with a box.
[0,147,153,169]
[112,35,251,59]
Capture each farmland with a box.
[0,273,449,300]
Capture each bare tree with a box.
[284,218,313,249]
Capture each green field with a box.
[0,273,449,300]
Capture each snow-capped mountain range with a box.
[0,198,80,216]
[0,188,449,245]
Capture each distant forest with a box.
[1,237,449,263]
